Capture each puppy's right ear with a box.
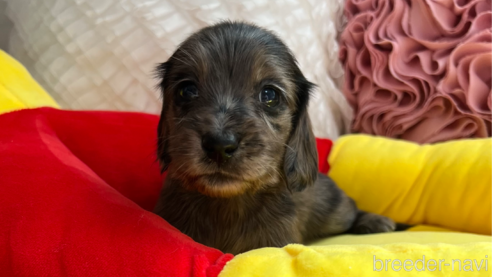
[283,75,318,192]
[156,61,171,172]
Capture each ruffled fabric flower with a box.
[340,0,491,143]
[438,31,491,134]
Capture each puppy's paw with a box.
[351,212,395,234]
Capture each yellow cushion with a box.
[328,135,491,235]
[220,226,491,277]
[220,237,491,277]
[0,50,58,114]
[220,225,491,277]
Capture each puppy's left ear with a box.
[283,75,318,192]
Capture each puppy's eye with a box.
[179,83,198,101]
[259,87,279,107]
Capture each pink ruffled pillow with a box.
[340,0,491,143]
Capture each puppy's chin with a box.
[197,174,251,198]
[175,171,280,198]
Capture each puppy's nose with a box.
[202,133,239,164]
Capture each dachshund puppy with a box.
[154,21,395,255]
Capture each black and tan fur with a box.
[154,21,395,255]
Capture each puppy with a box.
[154,21,395,255]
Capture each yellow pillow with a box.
[328,135,491,235]
[220,238,491,277]
[0,50,58,114]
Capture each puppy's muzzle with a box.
[202,133,239,165]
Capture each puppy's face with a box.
[157,22,318,197]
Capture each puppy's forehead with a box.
[170,23,297,105]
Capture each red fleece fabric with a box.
[316,138,332,174]
[0,108,333,277]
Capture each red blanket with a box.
[0,108,332,276]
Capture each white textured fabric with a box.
[5,0,352,139]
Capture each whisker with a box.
[282,143,295,153]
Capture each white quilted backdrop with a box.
[4,0,352,139]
